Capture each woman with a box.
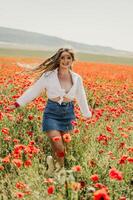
[9,48,92,176]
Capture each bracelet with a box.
[14,102,20,108]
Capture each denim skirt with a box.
[42,99,76,132]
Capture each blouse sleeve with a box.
[15,73,47,107]
[75,76,92,118]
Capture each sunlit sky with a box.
[0,0,133,52]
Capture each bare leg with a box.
[60,130,72,153]
[46,130,65,167]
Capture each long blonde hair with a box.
[21,48,76,85]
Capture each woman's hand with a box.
[7,102,20,112]
[83,116,91,121]
[9,104,16,110]
[83,111,93,120]
[5,104,16,112]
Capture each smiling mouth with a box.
[63,64,69,66]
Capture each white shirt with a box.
[16,68,92,118]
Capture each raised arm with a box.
[75,76,92,118]
[15,73,47,107]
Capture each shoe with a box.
[54,161,62,173]
[57,167,66,184]
[46,156,55,176]
[54,163,66,184]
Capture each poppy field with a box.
[0,57,133,200]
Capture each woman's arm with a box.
[14,73,47,107]
[75,76,92,118]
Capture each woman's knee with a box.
[46,130,62,139]
[46,130,65,149]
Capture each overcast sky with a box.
[0,0,133,52]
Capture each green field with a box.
[0,47,133,66]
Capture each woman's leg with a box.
[46,130,65,167]
[60,130,72,154]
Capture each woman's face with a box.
[59,51,73,69]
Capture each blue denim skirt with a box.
[42,99,76,132]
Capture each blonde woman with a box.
[9,48,92,176]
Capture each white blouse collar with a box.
[53,67,76,94]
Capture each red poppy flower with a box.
[109,167,123,181]
[15,192,25,199]
[93,188,110,200]
[90,174,99,182]
[47,185,55,195]
[63,133,71,143]
[72,165,82,172]
[52,136,61,142]
[12,159,23,168]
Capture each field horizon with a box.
[0,47,133,66]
